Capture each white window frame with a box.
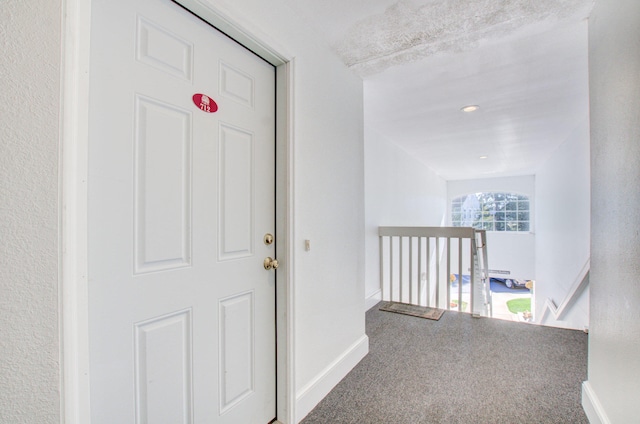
[450,192,531,232]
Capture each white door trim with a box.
[59,1,295,422]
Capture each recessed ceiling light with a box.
[461,105,480,113]
[479,155,488,159]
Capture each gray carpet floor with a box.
[301,303,588,424]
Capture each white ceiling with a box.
[284,0,593,180]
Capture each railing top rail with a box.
[378,226,476,239]
[541,259,590,322]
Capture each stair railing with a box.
[539,259,590,323]
[378,226,491,317]
[473,229,492,317]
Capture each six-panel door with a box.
[88,1,276,422]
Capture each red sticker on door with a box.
[192,93,218,113]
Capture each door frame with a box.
[59,1,296,422]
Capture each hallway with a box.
[302,304,588,423]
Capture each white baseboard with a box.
[582,381,611,424]
[295,335,369,423]
[365,289,382,311]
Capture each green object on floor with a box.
[506,297,531,314]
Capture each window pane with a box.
[451,192,531,232]
[506,221,519,231]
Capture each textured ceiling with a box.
[286,0,593,76]
[284,0,594,180]
[340,0,592,76]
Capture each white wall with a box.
[534,119,590,330]
[364,127,447,309]
[0,1,62,423]
[447,176,536,280]
[583,0,640,422]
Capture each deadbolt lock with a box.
[263,257,279,270]
[263,233,274,245]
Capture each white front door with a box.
[87,0,276,422]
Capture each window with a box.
[451,192,530,232]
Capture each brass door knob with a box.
[263,257,279,270]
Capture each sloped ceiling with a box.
[284,0,594,180]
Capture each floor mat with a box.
[379,301,445,321]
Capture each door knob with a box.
[263,257,279,270]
